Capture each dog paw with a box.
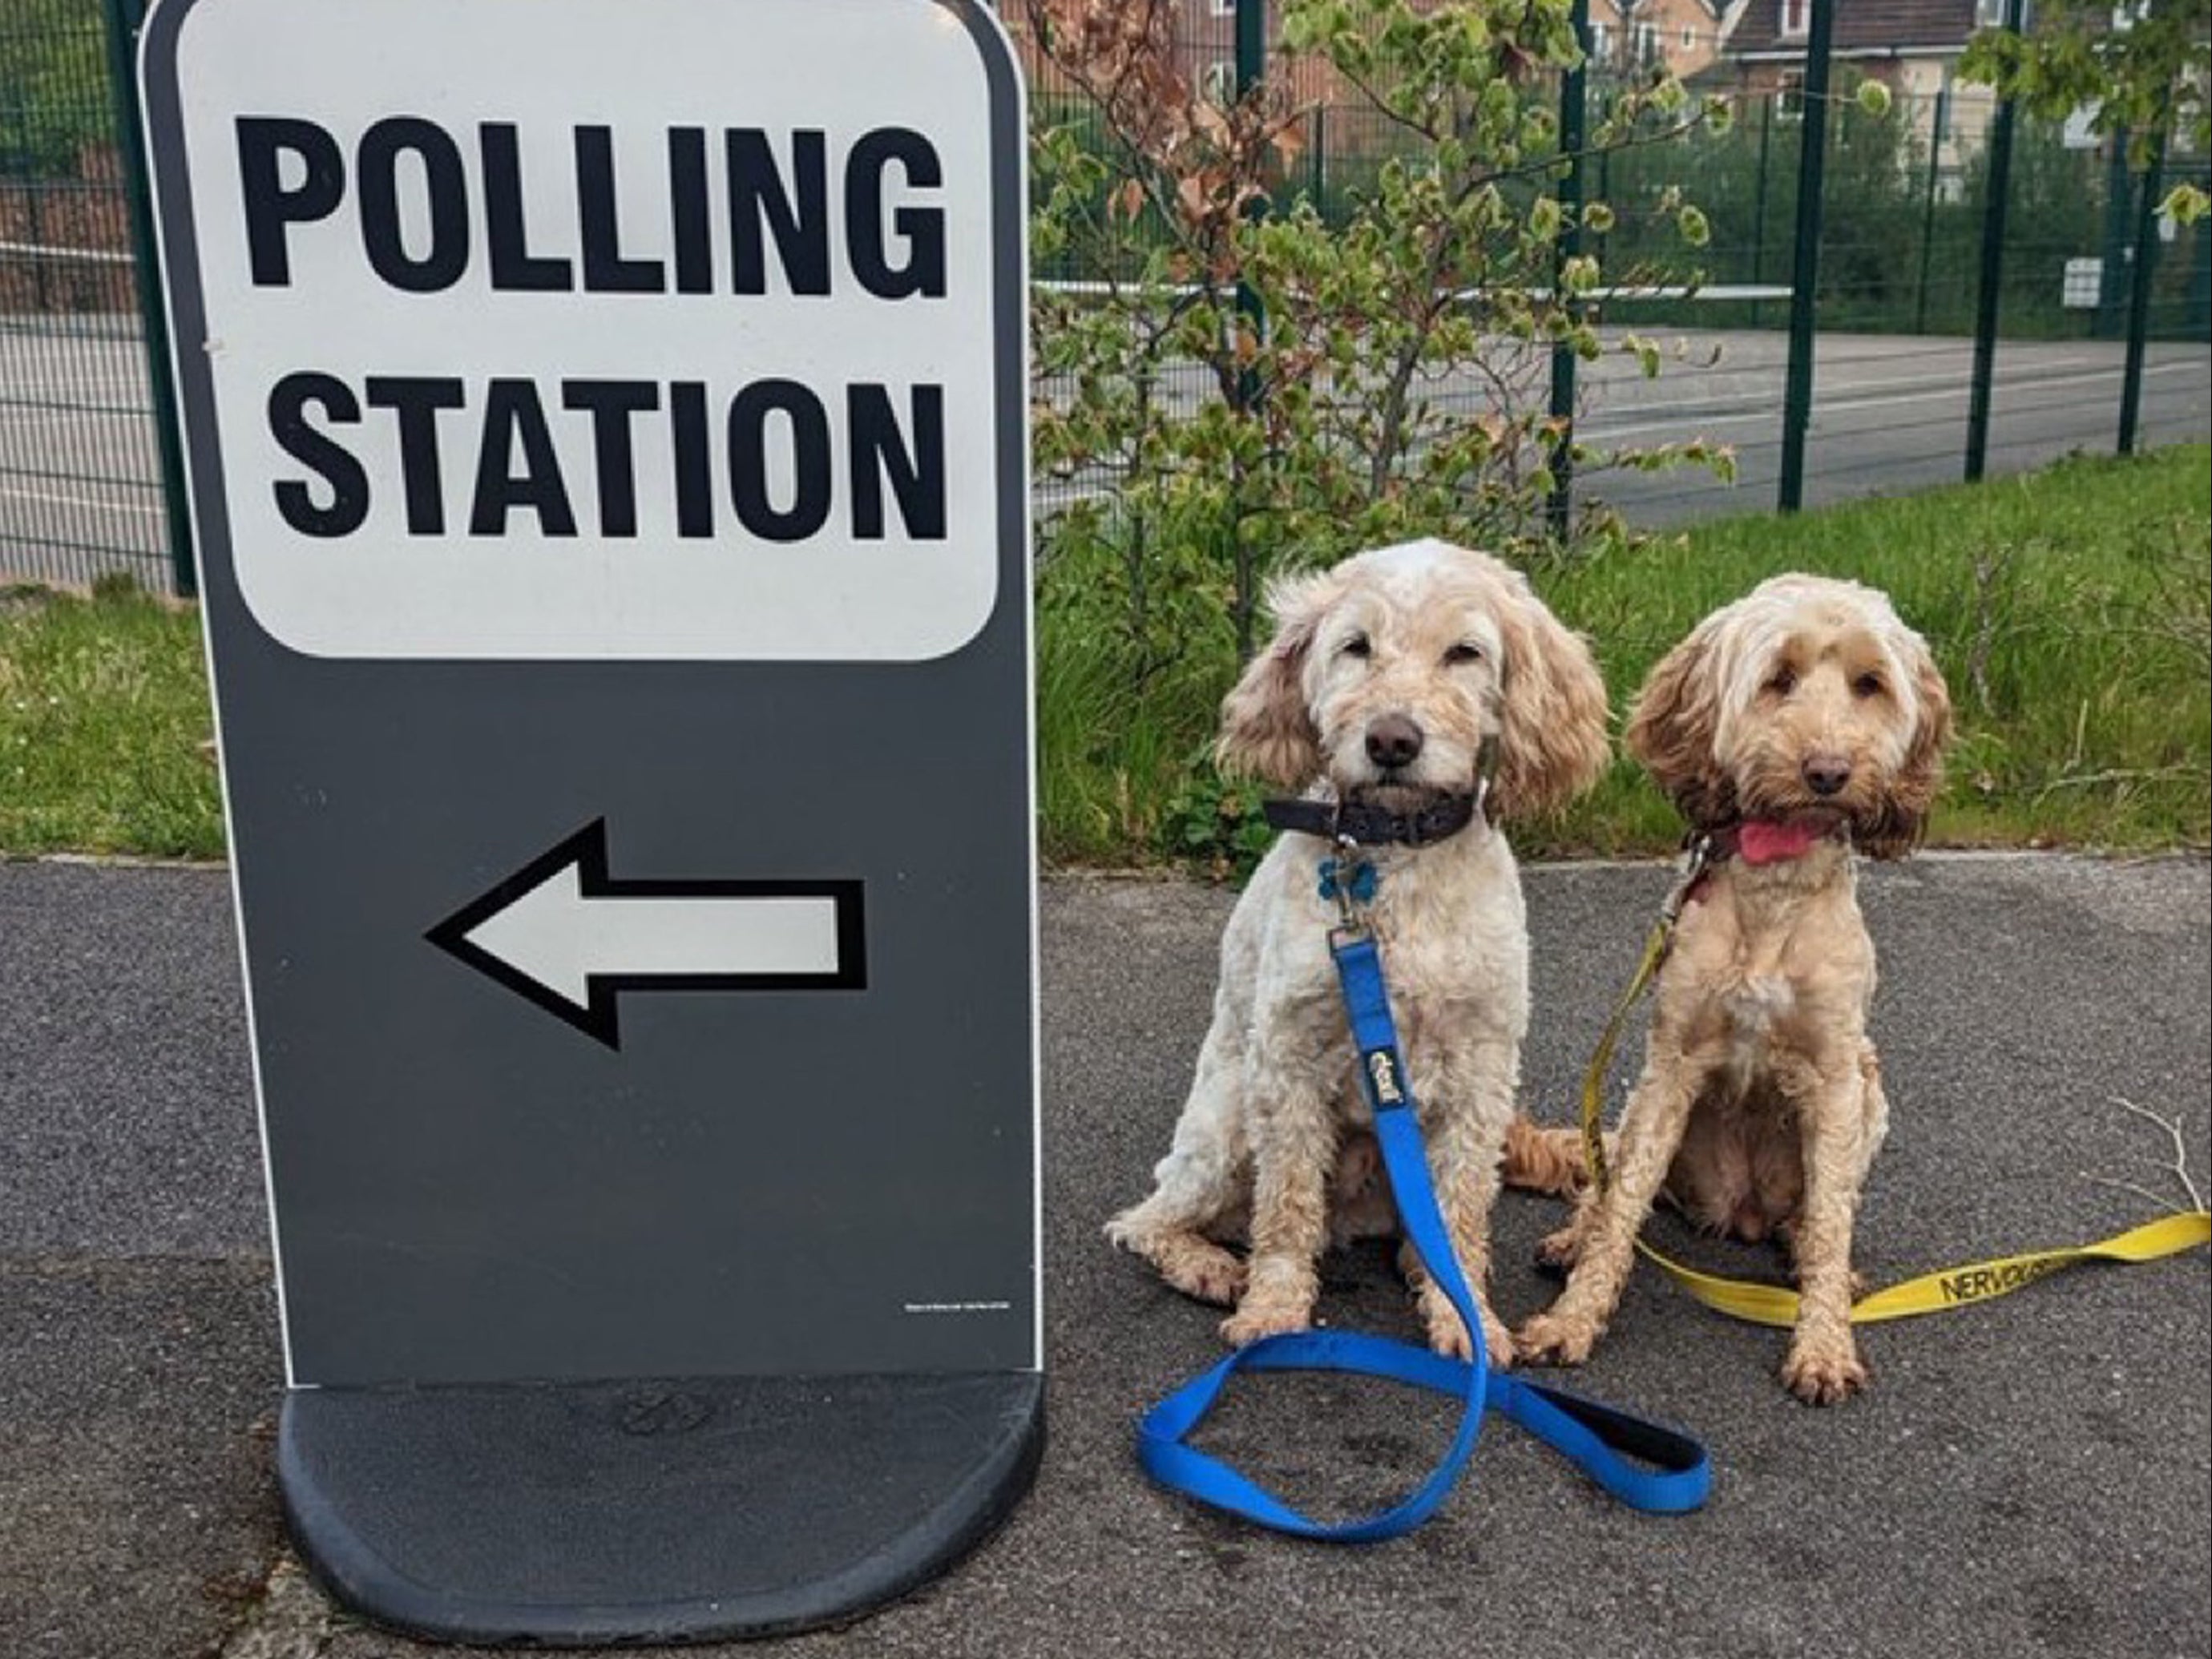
[1415,1292,1512,1367]
[1535,1222,1584,1272]
[1147,1236,1246,1306]
[1781,1340,1869,1405]
[1500,1120,1591,1197]
[1221,1298,1313,1347]
[1513,1311,1599,1366]
[1107,1220,1248,1307]
[1165,1249,1247,1307]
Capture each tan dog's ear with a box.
[1215,568,1341,787]
[1625,616,1734,830]
[1857,633,1953,860]
[1488,579,1612,819]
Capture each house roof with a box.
[1723,0,1978,59]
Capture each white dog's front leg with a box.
[1402,1037,1516,1364]
[1220,1022,1339,1348]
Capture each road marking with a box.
[0,482,167,515]
[1585,361,2205,442]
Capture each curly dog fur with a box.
[1107,539,1609,1361]
[1516,573,1952,1403]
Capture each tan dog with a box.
[1516,574,1952,1403]
[1108,539,1609,1361]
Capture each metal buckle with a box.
[1328,834,1370,940]
[1660,834,1714,925]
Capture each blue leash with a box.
[1136,880,1712,1539]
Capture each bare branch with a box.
[2105,1095,2207,1213]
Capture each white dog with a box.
[1108,539,1609,1359]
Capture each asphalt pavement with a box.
[1,853,2207,1659]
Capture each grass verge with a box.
[1,446,2205,864]
[0,578,222,859]
[1044,445,2212,868]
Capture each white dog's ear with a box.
[1215,568,1341,788]
[1488,580,1611,820]
[1625,615,1734,830]
[1858,629,1953,860]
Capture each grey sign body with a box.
[141,0,1039,1638]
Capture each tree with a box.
[0,0,117,180]
[1960,0,2211,221]
[1024,0,1730,669]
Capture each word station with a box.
[235,117,951,545]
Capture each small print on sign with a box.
[170,0,1009,661]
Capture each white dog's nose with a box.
[1365,716,1424,770]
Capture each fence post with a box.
[1229,0,1268,660]
[1547,0,1591,540]
[99,0,196,597]
[2117,131,2166,455]
[1913,80,1948,333]
[1963,0,2024,484]
[1749,95,1772,328]
[2094,131,2133,340]
[2190,192,2211,343]
[1777,0,1836,514]
[1232,0,1267,358]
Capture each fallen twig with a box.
[2086,1095,2208,1214]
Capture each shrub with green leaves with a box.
[1026,0,1730,647]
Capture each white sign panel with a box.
[166,0,1002,660]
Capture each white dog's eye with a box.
[1766,666,1798,696]
[1340,633,1372,660]
[1443,642,1483,666]
[1852,672,1885,699]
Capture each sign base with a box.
[278,1373,1044,1645]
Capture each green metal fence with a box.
[0,0,181,592]
[0,0,2206,592]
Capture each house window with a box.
[1203,59,1237,104]
[1591,20,1613,62]
[1775,71,1806,120]
[1779,0,1810,36]
[1681,25,1697,49]
[1633,20,1657,63]
[1210,0,1237,15]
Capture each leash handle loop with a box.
[1136,930,1711,1540]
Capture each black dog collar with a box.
[1261,792,1483,848]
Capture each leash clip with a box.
[1320,834,1375,941]
[1661,834,1714,926]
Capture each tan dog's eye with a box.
[1852,672,1884,699]
[1340,633,1372,660]
[1766,666,1798,696]
[1443,643,1483,666]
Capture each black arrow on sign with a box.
[427,820,866,1050]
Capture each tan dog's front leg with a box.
[1399,1039,1516,1363]
[1781,1060,1871,1404]
[1516,1045,1710,1366]
[1220,1045,1336,1347]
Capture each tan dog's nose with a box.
[1802,753,1853,797]
[1366,715,1425,771]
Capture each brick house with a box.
[1012,0,1729,139]
[1709,0,2002,162]
[1588,0,1728,82]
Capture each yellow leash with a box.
[1574,849,2211,1330]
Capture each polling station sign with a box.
[142,0,1039,1640]
[164,0,999,660]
